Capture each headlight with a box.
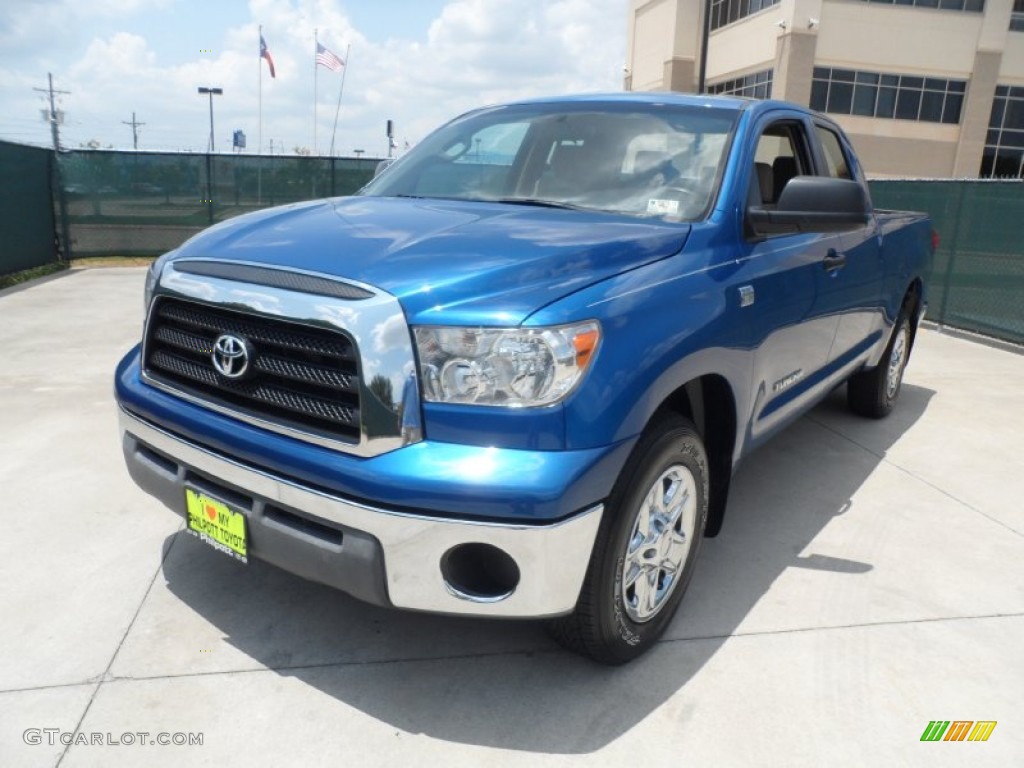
[414,322,600,407]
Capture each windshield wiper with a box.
[486,197,589,211]
[391,193,483,202]
[389,194,592,211]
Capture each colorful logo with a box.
[920,721,997,742]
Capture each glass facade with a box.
[981,86,1024,178]
[860,0,984,10]
[1012,0,1024,31]
[707,69,773,99]
[710,0,779,31]
[810,68,965,124]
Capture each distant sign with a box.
[233,130,246,149]
[40,109,65,125]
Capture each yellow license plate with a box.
[185,489,248,563]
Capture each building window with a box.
[1012,0,1024,31]
[708,69,773,99]
[981,86,1024,178]
[860,0,983,10]
[810,68,965,124]
[710,0,779,32]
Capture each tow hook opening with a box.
[441,543,520,602]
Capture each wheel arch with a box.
[903,277,924,352]
[655,373,738,538]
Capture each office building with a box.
[625,0,1024,177]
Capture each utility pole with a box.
[122,112,145,150]
[34,73,70,152]
[33,73,72,261]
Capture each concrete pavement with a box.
[1,267,1021,767]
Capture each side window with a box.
[815,126,852,180]
[749,122,809,207]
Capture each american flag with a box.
[316,42,344,72]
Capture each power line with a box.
[121,111,146,150]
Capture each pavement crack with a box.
[0,679,103,696]
[55,527,182,767]
[101,644,566,685]
[663,611,1024,646]
[66,612,1024,690]
[807,416,1024,539]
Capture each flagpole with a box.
[258,24,263,203]
[328,44,351,157]
[313,28,318,155]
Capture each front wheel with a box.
[548,414,708,664]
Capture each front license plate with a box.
[185,489,248,564]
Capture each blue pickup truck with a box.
[116,93,932,663]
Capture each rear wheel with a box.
[548,414,708,664]
[847,306,912,418]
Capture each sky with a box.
[0,0,630,158]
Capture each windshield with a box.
[359,102,737,221]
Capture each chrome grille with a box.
[143,297,361,441]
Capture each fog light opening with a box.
[441,543,520,602]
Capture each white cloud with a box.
[0,0,629,154]
[372,314,408,354]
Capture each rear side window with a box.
[816,126,852,180]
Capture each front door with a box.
[738,116,845,446]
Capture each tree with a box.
[368,374,395,409]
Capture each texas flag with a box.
[260,34,276,78]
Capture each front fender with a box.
[528,236,751,454]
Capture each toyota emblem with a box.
[211,334,251,379]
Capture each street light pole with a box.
[197,87,223,152]
[698,0,711,94]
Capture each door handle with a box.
[823,250,847,271]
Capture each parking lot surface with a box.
[1,267,1021,767]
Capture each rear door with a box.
[736,113,845,445]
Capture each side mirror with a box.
[374,159,396,178]
[747,177,871,237]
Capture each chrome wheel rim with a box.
[621,464,697,623]
[886,323,909,400]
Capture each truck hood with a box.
[170,196,691,325]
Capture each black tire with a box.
[548,413,708,665]
[847,306,913,419]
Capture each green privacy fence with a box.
[2,143,1022,346]
[869,180,1024,345]
[56,150,381,258]
[0,141,59,276]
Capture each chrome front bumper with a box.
[119,407,603,618]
